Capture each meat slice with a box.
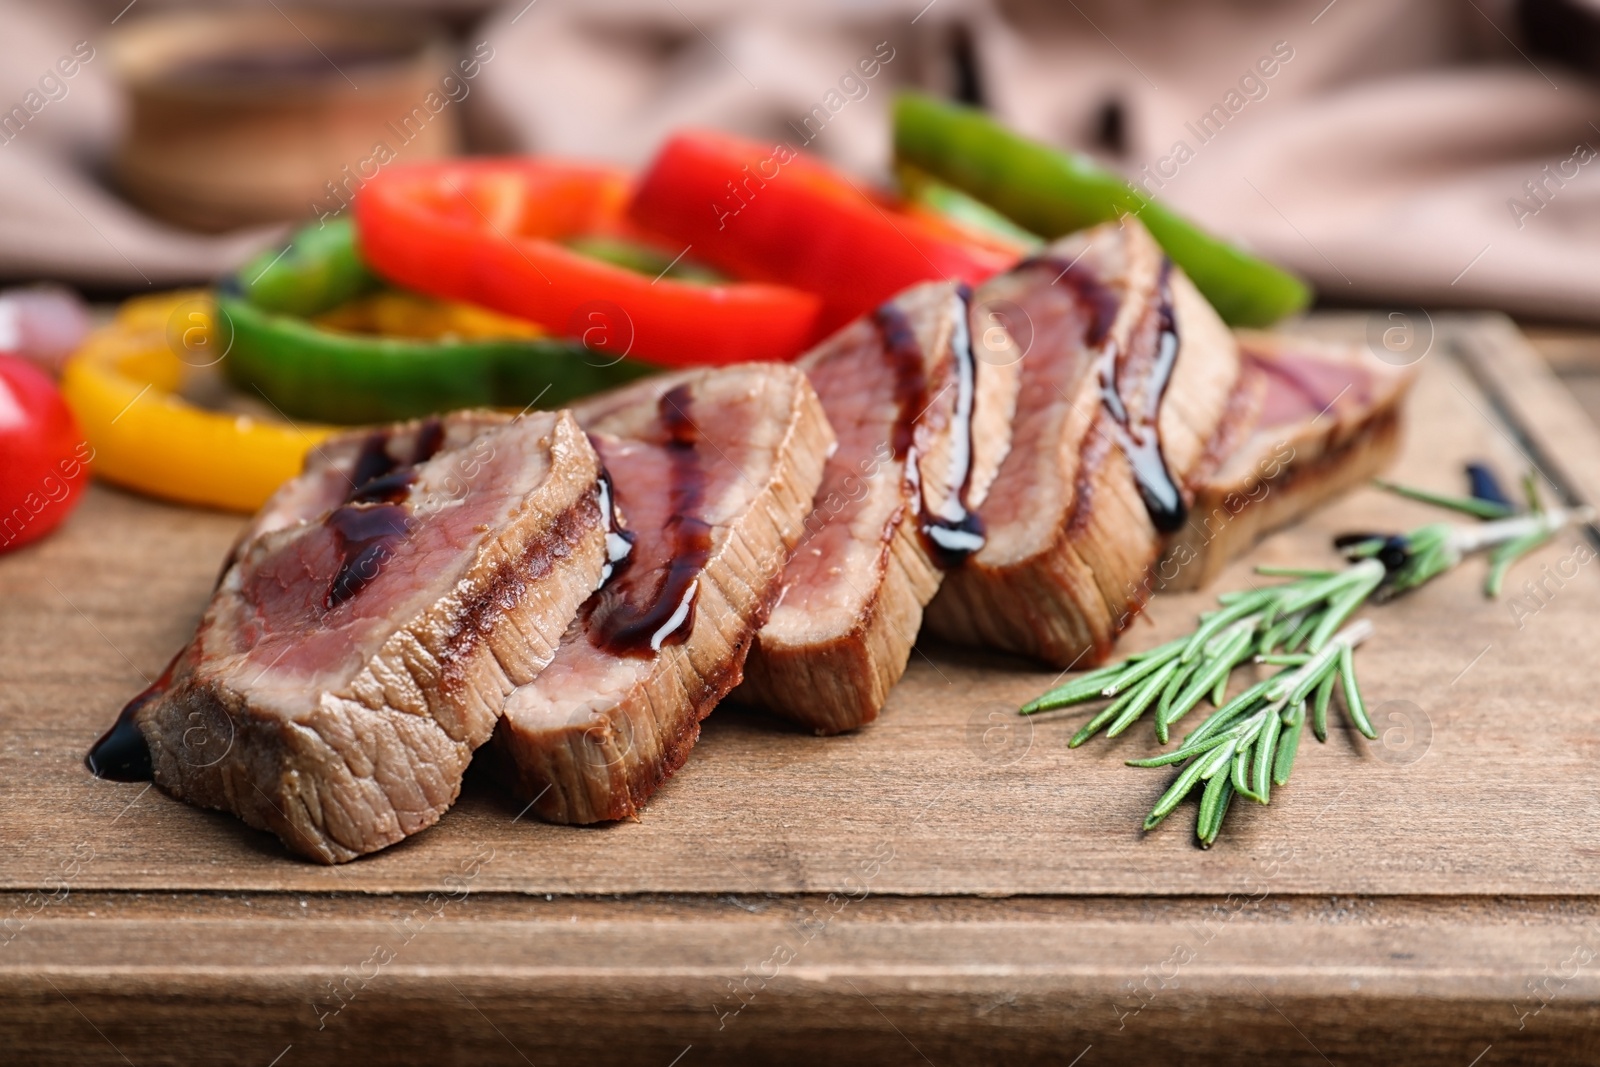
[86,410,611,863]
[734,281,1023,734]
[1156,331,1417,591]
[494,364,833,823]
[923,220,1242,668]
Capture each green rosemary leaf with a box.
[1199,741,1237,782]
[1257,653,1312,666]
[1154,658,1203,743]
[1255,566,1338,579]
[1281,648,1340,707]
[1339,644,1376,739]
[1104,659,1182,739]
[1256,612,1301,656]
[1283,606,1326,653]
[1341,536,1385,559]
[1101,640,1185,696]
[1380,524,1459,599]
[1180,592,1272,663]
[1126,736,1227,769]
[1273,704,1304,786]
[1484,528,1552,598]
[1312,668,1336,743]
[1304,562,1385,652]
[1142,747,1222,829]
[1211,668,1231,708]
[1272,569,1360,619]
[1068,688,1138,748]
[1374,478,1516,520]
[1179,679,1277,750]
[1019,663,1126,713]
[1197,772,1235,846]
[1166,628,1253,730]
[1253,709,1281,803]
[1231,743,1258,801]
[1523,472,1544,515]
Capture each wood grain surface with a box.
[3,315,1598,1064]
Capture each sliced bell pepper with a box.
[355,158,822,367]
[891,92,1311,328]
[60,291,331,513]
[894,162,1044,253]
[220,218,661,425]
[627,128,1020,336]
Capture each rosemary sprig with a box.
[1021,556,1385,745]
[1129,620,1373,847]
[1021,464,1594,846]
[1371,478,1514,520]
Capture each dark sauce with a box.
[85,649,186,781]
[1022,253,1186,532]
[410,417,445,466]
[873,301,928,462]
[1466,463,1512,510]
[349,429,400,489]
[873,289,987,567]
[325,503,412,608]
[594,465,636,587]
[344,468,417,505]
[920,287,987,565]
[1111,261,1185,531]
[593,386,712,655]
[324,418,445,604]
[1017,255,1122,348]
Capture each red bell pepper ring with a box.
[628,129,1021,337]
[354,158,822,368]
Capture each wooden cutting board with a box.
[4,314,1599,1065]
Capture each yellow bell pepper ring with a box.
[60,291,332,513]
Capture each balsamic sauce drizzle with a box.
[872,287,988,567]
[1020,254,1187,532]
[1100,261,1184,531]
[324,503,412,607]
[323,417,444,609]
[593,385,712,656]
[84,650,183,781]
[874,300,928,464]
[594,466,635,587]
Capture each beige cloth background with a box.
[6,0,1600,321]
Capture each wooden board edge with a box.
[3,893,1598,1066]
[1447,313,1600,516]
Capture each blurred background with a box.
[4,0,1600,329]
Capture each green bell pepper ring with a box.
[891,93,1311,327]
[237,217,374,318]
[894,162,1044,253]
[218,220,659,425]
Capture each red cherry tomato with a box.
[0,353,91,552]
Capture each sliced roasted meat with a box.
[86,410,611,863]
[735,280,1023,734]
[1156,331,1417,591]
[923,220,1241,668]
[495,364,833,823]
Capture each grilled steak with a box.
[86,410,611,863]
[495,364,833,823]
[1156,331,1417,591]
[923,220,1241,668]
[735,281,1023,733]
